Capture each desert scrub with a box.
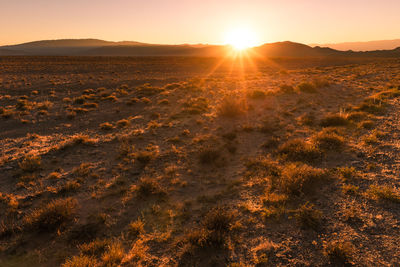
[324,240,355,265]
[133,146,159,166]
[136,177,167,198]
[312,129,345,150]
[19,154,41,172]
[116,119,130,128]
[297,112,316,126]
[62,255,98,267]
[278,139,321,163]
[23,198,78,231]
[99,122,114,130]
[198,147,221,165]
[136,83,164,96]
[294,202,322,230]
[355,98,385,114]
[320,113,349,127]
[182,97,209,114]
[245,157,280,178]
[296,82,317,93]
[336,166,359,182]
[366,185,400,203]
[217,95,247,117]
[128,218,145,238]
[101,241,125,266]
[278,163,326,196]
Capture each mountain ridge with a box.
[1,38,400,57]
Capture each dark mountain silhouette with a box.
[1,39,400,57]
[311,39,400,51]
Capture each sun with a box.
[225,27,258,51]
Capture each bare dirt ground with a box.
[0,56,400,266]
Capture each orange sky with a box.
[1,0,400,46]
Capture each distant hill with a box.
[311,39,400,51]
[1,38,400,57]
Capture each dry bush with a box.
[185,207,235,251]
[359,120,374,129]
[346,111,368,122]
[296,82,317,93]
[37,101,53,110]
[320,113,349,127]
[79,239,110,256]
[101,241,125,266]
[298,112,316,126]
[336,167,359,182]
[279,84,295,93]
[312,77,331,88]
[99,122,114,130]
[136,83,164,96]
[324,240,355,265]
[217,95,247,117]
[182,97,209,114]
[24,198,78,231]
[19,154,41,172]
[295,202,322,230]
[312,129,345,150]
[136,177,167,198]
[62,255,98,267]
[157,99,170,105]
[128,218,145,238]
[245,157,280,178]
[116,119,130,128]
[83,102,98,109]
[278,139,321,163]
[355,98,385,115]
[367,185,400,203]
[279,163,326,196]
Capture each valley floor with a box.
[0,56,400,266]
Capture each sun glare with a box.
[225,27,258,51]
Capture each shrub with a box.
[297,82,317,93]
[116,119,130,128]
[199,147,221,165]
[19,154,41,172]
[62,255,98,267]
[320,113,349,127]
[136,177,167,198]
[99,122,114,130]
[324,241,354,265]
[295,202,322,230]
[278,139,321,163]
[367,185,400,203]
[279,163,326,196]
[128,219,145,238]
[24,198,78,231]
[79,239,110,256]
[336,167,359,182]
[279,84,295,93]
[102,241,125,266]
[182,97,209,114]
[217,96,247,117]
[312,129,345,150]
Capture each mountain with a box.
[1,38,400,57]
[311,39,400,52]
[0,39,150,56]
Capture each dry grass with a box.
[23,198,78,232]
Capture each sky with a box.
[1,0,400,46]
